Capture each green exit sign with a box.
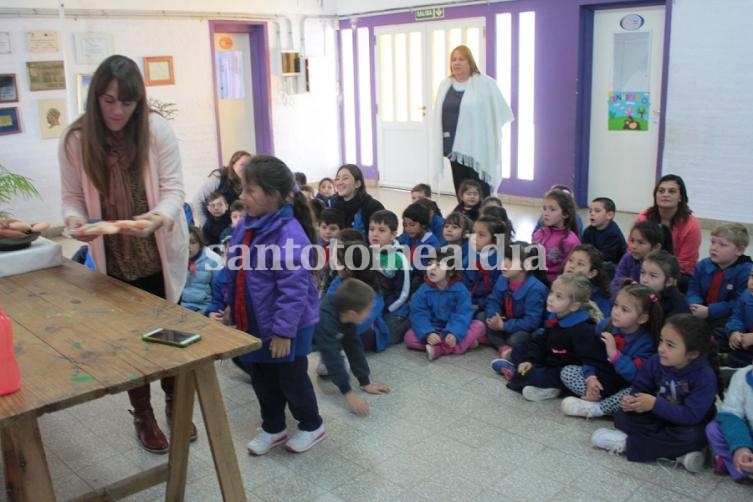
[415,8,444,21]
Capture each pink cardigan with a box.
[636,209,701,276]
[59,114,188,303]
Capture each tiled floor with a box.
[1,189,745,502]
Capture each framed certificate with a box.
[144,56,174,86]
[0,74,18,103]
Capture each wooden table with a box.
[0,261,261,501]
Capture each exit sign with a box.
[415,8,444,21]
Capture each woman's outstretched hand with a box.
[128,212,166,237]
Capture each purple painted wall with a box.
[339,0,668,199]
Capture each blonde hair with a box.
[552,272,603,322]
[711,223,749,249]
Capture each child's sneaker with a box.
[498,344,512,360]
[285,425,327,453]
[247,429,288,456]
[426,344,440,361]
[677,450,706,473]
[315,361,329,376]
[522,386,561,401]
[591,428,627,454]
[490,358,516,380]
[560,396,604,418]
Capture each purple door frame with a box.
[574,0,672,206]
[208,21,274,167]
[337,0,671,203]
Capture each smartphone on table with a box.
[142,328,202,347]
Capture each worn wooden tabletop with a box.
[0,260,260,428]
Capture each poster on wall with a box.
[37,98,67,139]
[0,32,11,54]
[216,51,244,99]
[608,91,650,131]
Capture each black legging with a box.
[450,159,491,197]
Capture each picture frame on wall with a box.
[76,73,92,114]
[144,56,174,86]
[0,74,18,103]
[37,98,67,139]
[27,61,66,91]
[73,32,114,65]
[0,108,21,135]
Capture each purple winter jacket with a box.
[226,203,319,347]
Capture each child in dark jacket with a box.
[495,273,618,402]
[368,210,411,344]
[397,201,441,291]
[451,179,483,222]
[560,283,662,418]
[316,278,391,416]
[591,314,723,473]
[202,191,231,246]
[404,250,485,360]
[688,223,752,328]
[639,250,690,320]
[581,197,626,266]
[485,242,548,358]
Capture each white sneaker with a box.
[426,344,439,361]
[677,450,705,473]
[560,396,604,418]
[522,386,561,401]
[591,428,627,454]
[247,428,288,456]
[285,424,327,453]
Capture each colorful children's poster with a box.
[608,91,649,131]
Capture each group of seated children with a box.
[183,172,753,482]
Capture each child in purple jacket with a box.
[531,188,580,284]
[227,155,325,455]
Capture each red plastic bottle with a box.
[0,307,21,396]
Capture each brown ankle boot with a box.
[165,394,198,442]
[128,384,169,454]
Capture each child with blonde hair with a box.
[494,273,615,402]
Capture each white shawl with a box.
[431,73,514,192]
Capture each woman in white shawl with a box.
[432,45,514,197]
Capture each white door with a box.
[587,6,665,213]
[214,33,256,162]
[375,19,485,194]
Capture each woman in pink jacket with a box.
[59,55,189,454]
[636,174,701,290]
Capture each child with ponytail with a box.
[560,283,662,418]
[493,273,618,402]
[227,155,325,455]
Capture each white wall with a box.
[0,10,340,224]
[0,0,337,15]
[662,0,753,223]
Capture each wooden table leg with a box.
[164,371,195,502]
[193,362,246,502]
[1,416,55,502]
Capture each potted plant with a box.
[0,164,45,249]
[0,164,40,220]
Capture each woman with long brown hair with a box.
[59,54,190,454]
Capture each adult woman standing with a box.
[636,174,701,285]
[192,150,251,226]
[60,55,190,454]
[331,164,384,233]
[432,45,514,197]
